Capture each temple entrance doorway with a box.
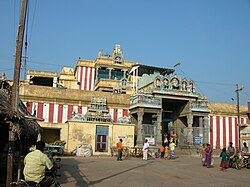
[161,98,188,144]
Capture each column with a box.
[136,111,144,146]
[199,116,203,144]
[156,110,162,147]
[122,69,128,78]
[187,113,193,145]
[107,68,113,79]
[203,116,209,144]
[132,70,135,91]
[136,67,139,93]
[95,66,99,84]
[53,77,57,87]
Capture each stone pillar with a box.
[203,116,209,144]
[107,68,113,79]
[53,77,57,87]
[122,69,128,78]
[199,116,203,135]
[187,113,193,145]
[136,111,144,146]
[95,66,99,84]
[156,110,162,147]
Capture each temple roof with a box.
[128,64,174,76]
[208,102,248,116]
[19,84,131,108]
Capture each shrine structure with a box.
[15,44,249,155]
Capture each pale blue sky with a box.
[0,0,249,105]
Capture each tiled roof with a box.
[208,102,248,116]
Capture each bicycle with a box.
[10,170,61,187]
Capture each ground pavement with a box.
[57,155,249,187]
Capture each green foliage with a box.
[51,140,66,146]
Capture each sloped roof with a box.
[208,102,248,116]
[0,80,41,138]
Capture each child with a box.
[160,145,165,158]
[220,148,229,171]
[165,145,169,160]
[169,141,176,160]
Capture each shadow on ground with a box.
[58,157,92,187]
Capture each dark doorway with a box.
[161,98,188,142]
[41,128,60,143]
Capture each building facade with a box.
[18,44,248,154]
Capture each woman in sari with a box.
[205,143,212,168]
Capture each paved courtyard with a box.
[58,156,249,187]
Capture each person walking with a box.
[116,139,124,161]
[227,142,235,167]
[143,139,149,160]
[220,148,229,171]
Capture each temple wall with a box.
[24,101,129,123]
[75,66,95,91]
[46,121,134,155]
[208,115,249,150]
[40,121,135,155]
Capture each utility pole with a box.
[7,0,28,186]
[12,0,28,110]
[236,83,244,152]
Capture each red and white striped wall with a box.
[109,108,129,123]
[25,102,129,123]
[209,115,249,149]
[76,66,95,91]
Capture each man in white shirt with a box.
[143,139,149,160]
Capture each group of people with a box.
[143,137,176,161]
[201,141,249,171]
[116,131,177,161]
[116,139,152,161]
[220,141,249,171]
[159,141,176,160]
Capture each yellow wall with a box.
[39,121,135,156]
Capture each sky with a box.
[0,0,249,106]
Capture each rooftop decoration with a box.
[154,75,196,93]
[72,97,112,123]
[112,44,124,64]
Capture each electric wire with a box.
[195,80,235,87]
[23,0,29,79]
[12,0,16,51]
[176,66,206,96]
[28,0,37,48]
[0,68,15,72]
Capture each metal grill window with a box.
[142,124,157,145]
